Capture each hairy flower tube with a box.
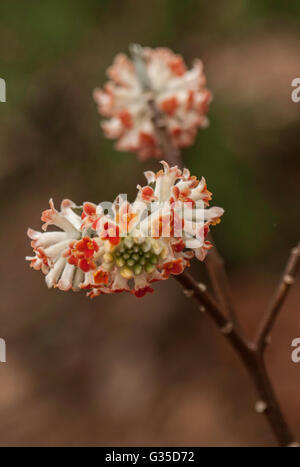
[26,161,223,298]
[94,46,211,160]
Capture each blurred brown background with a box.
[0,0,299,446]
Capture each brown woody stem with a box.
[255,242,300,352]
[174,271,298,446]
[205,234,240,328]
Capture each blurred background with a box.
[0,0,299,446]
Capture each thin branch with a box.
[205,234,240,328]
[174,272,250,364]
[175,271,298,447]
[255,241,300,351]
[148,99,182,167]
[175,271,229,330]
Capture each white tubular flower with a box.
[26,161,223,299]
[26,199,104,292]
[94,46,211,160]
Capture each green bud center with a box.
[110,236,163,277]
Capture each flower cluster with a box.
[26,161,223,298]
[94,46,211,160]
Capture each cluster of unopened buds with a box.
[27,162,224,298]
[94,45,211,159]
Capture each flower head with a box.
[94,46,211,160]
[26,161,223,298]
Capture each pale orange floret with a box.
[41,200,56,223]
[118,110,133,129]
[186,90,194,111]
[155,169,164,179]
[139,132,156,147]
[189,176,199,187]
[67,237,99,272]
[93,269,109,285]
[168,56,186,76]
[211,218,221,226]
[171,185,180,200]
[141,186,156,202]
[160,97,178,116]
[116,202,139,234]
[161,258,184,278]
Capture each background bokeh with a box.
[0,0,299,446]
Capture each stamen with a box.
[120,267,134,279]
[103,253,114,263]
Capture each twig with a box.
[175,271,298,446]
[255,241,300,352]
[148,99,182,167]
[175,272,237,338]
[205,235,240,328]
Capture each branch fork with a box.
[175,242,300,446]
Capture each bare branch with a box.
[174,271,229,330]
[205,235,240,328]
[175,271,297,446]
[255,241,300,351]
[148,99,182,167]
